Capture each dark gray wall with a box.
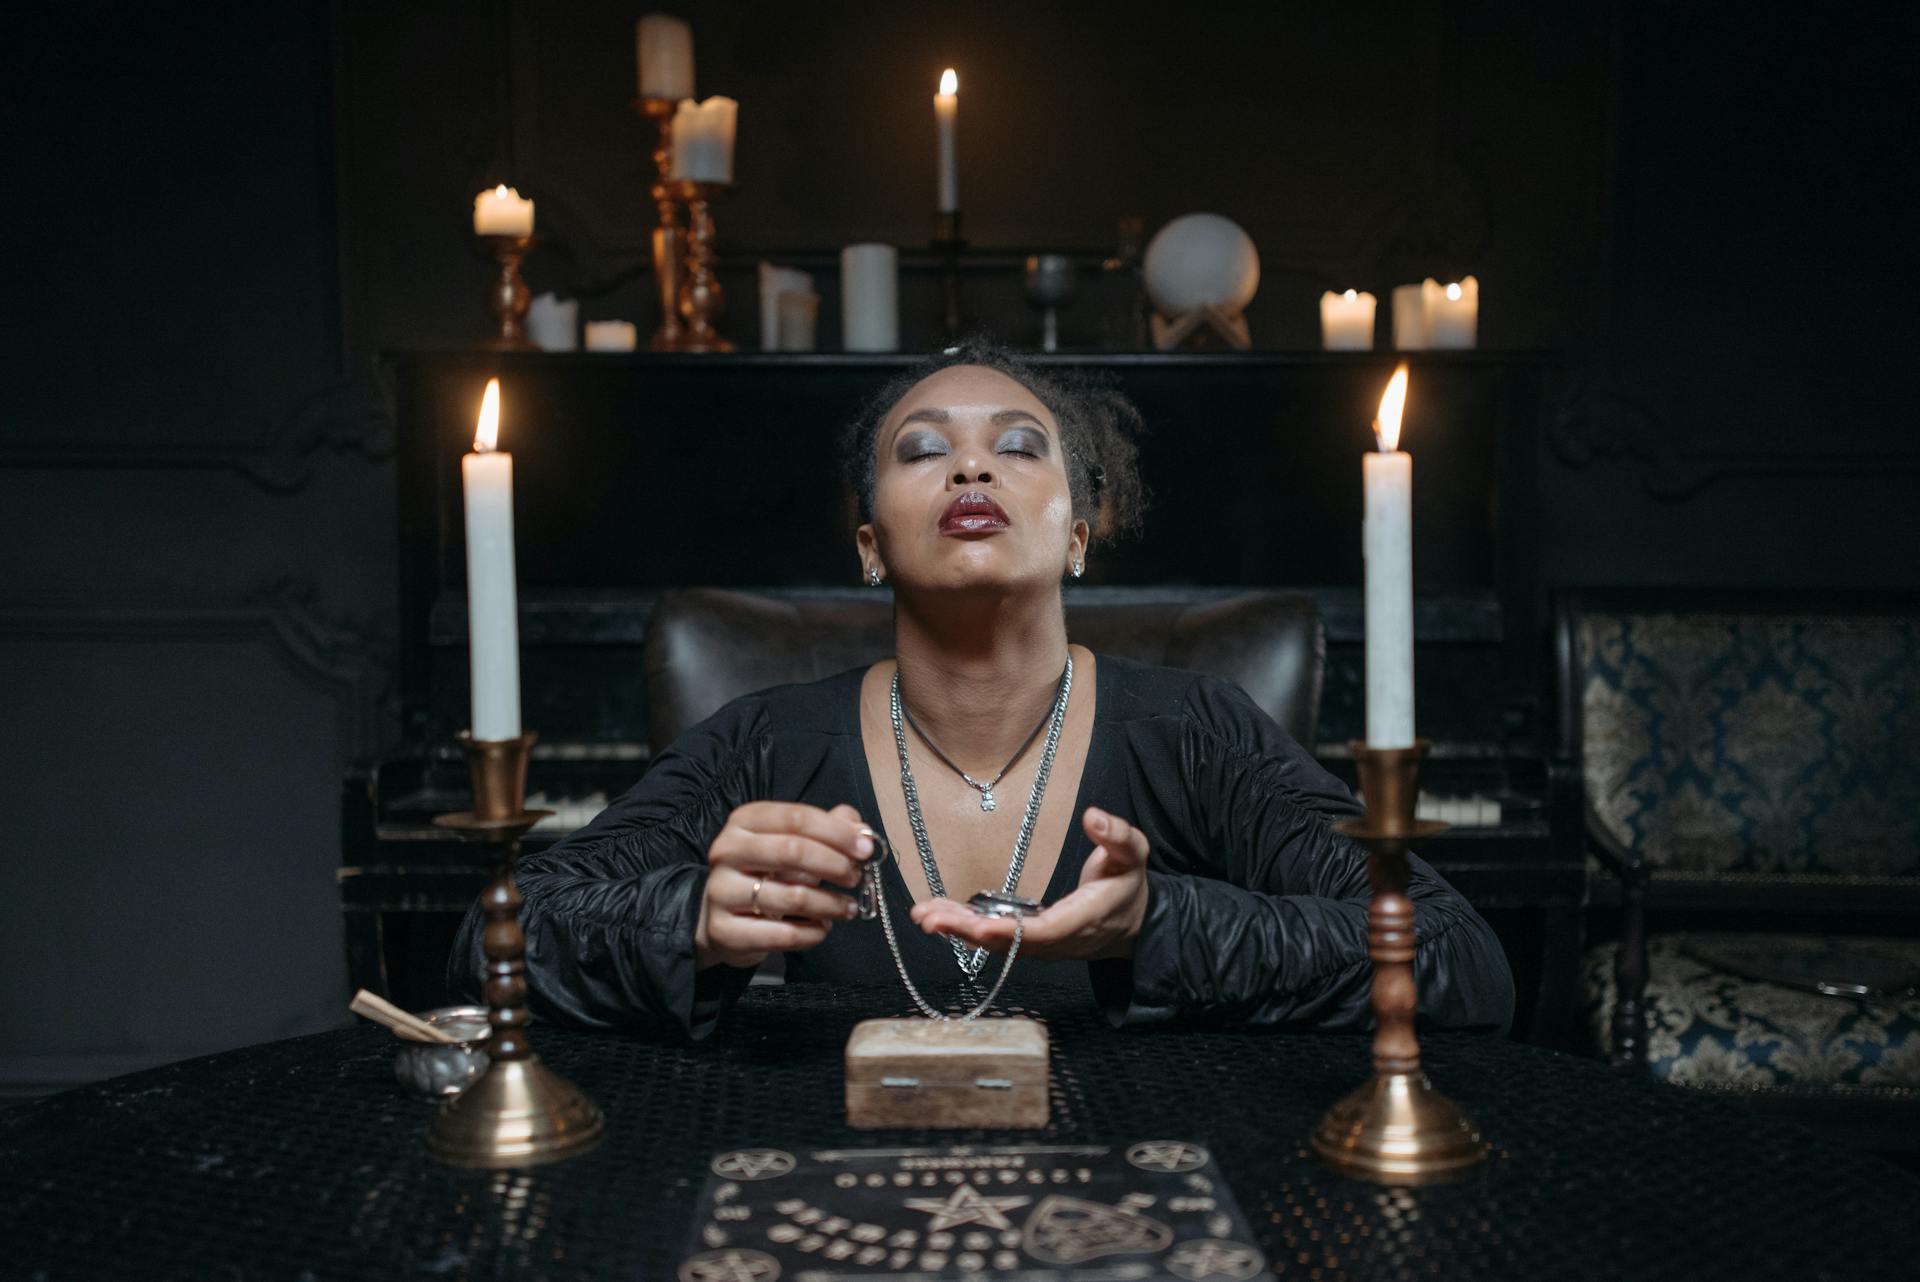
[3,0,1915,1095]
[1,4,392,1096]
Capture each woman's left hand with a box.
[910,805,1149,962]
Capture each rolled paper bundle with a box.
[1391,284,1430,350]
[776,291,820,352]
[841,243,899,352]
[758,263,813,350]
[526,293,579,352]
[350,988,459,1044]
[584,320,639,352]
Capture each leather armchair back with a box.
[643,587,1324,757]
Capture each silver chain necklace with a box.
[900,691,1056,813]
[889,655,1073,979]
[868,842,1023,1021]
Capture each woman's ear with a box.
[1067,518,1090,571]
[855,523,883,582]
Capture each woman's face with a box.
[857,365,1088,594]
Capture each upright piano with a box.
[340,350,1584,1044]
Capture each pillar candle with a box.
[583,320,639,351]
[1391,283,1429,350]
[1363,364,1415,748]
[776,290,819,351]
[1319,289,1377,350]
[526,293,578,351]
[635,14,694,100]
[841,243,899,351]
[472,185,534,237]
[1423,275,1479,349]
[935,69,958,212]
[461,378,521,742]
[668,96,737,184]
[758,263,813,349]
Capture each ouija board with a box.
[679,1141,1273,1282]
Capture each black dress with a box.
[450,654,1515,1038]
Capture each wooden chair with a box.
[1557,589,1920,1147]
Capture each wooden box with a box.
[845,1017,1050,1130]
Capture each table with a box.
[4,984,1916,1279]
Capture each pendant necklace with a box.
[898,677,1060,813]
[888,655,1073,980]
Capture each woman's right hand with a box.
[694,801,875,971]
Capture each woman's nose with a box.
[950,457,994,486]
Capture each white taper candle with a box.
[462,378,522,741]
[935,69,959,212]
[1363,365,1415,748]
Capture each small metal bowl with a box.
[392,1005,491,1099]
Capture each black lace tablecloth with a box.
[4,983,1917,1280]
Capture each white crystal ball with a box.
[1142,213,1261,316]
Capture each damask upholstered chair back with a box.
[1560,590,1920,1148]
[1572,607,1920,880]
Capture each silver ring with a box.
[749,877,765,917]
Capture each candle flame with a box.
[1445,281,1462,301]
[1343,288,1357,300]
[1374,364,1409,452]
[475,378,501,452]
[493,184,509,198]
[940,68,958,95]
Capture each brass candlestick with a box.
[479,234,539,350]
[1310,740,1488,1184]
[670,179,733,353]
[633,96,687,352]
[934,210,965,341]
[427,730,604,1168]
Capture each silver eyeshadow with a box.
[894,426,1052,463]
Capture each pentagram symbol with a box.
[678,1247,780,1282]
[1166,1238,1266,1280]
[709,1149,795,1181]
[901,1182,1032,1231]
[1020,1194,1175,1265]
[1125,1140,1209,1173]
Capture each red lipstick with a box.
[939,491,1010,536]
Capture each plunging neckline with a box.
[848,652,1108,915]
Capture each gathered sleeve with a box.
[447,698,771,1039]
[1092,676,1515,1034]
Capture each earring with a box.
[1070,561,1084,579]
[867,567,883,587]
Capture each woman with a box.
[451,343,1514,1038]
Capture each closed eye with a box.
[995,429,1049,459]
[897,430,951,463]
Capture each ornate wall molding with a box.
[0,361,394,494]
[0,581,394,761]
[1551,369,1920,501]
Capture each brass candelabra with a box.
[479,234,539,351]
[670,179,733,353]
[1309,740,1489,1184]
[427,730,603,1168]
[633,96,687,352]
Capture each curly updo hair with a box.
[840,340,1149,544]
